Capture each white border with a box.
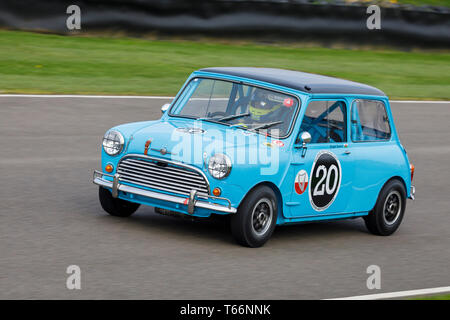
[326,286,450,300]
[390,100,449,104]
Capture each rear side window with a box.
[298,100,347,144]
[351,99,391,142]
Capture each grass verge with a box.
[0,30,449,99]
[411,293,450,300]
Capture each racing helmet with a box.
[248,90,281,120]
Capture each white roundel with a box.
[294,170,309,195]
[308,150,342,212]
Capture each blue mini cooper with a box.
[93,67,415,247]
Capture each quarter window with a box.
[351,100,391,142]
[298,100,347,144]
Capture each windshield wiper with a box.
[218,112,250,122]
[196,116,225,124]
[196,112,250,125]
[253,121,283,131]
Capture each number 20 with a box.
[313,164,338,196]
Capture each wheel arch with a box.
[371,176,407,212]
[239,181,284,220]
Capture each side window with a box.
[351,100,391,142]
[298,100,347,144]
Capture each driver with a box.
[247,89,291,124]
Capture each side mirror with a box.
[300,131,311,145]
[161,103,170,114]
[295,131,311,157]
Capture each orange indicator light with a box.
[212,188,222,197]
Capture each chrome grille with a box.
[117,156,209,196]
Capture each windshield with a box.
[169,78,300,137]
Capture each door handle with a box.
[343,150,351,155]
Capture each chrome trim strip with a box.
[93,170,236,214]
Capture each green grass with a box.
[346,0,450,7]
[411,294,450,300]
[0,30,449,99]
[327,0,450,7]
[389,0,450,7]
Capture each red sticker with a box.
[273,140,284,147]
[294,170,309,195]
[283,98,294,107]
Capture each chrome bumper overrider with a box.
[410,185,415,200]
[93,170,237,214]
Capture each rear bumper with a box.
[93,170,237,214]
[410,185,415,200]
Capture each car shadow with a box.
[273,218,369,240]
[98,205,370,246]
[114,206,234,244]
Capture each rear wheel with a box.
[231,186,278,247]
[364,180,406,236]
[98,186,140,217]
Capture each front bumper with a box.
[93,170,237,214]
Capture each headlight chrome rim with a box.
[102,130,124,156]
[208,153,232,179]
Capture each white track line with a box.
[391,100,449,104]
[0,94,448,103]
[326,286,450,300]
[0,94,174,99]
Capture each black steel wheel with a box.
[364,180,406,236]
[98,186,140,217]
[231,185,278,247]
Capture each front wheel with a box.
[98,186,140,217]
[231,186,278,247]
[364,180,406,236]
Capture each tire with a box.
[98,186,140,217]
[364,179,406,236]
[231,185,278,247]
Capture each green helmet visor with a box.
[249,104,281,117]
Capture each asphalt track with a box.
[0,96,449,299]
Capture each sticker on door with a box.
[309,150,342,211]
[294,169,309,195]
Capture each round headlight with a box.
[208,154,232,179]
[102,130,124,156]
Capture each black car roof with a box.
[199,67,386,96]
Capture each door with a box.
[285,99,355,218]
[346,98,394,213]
